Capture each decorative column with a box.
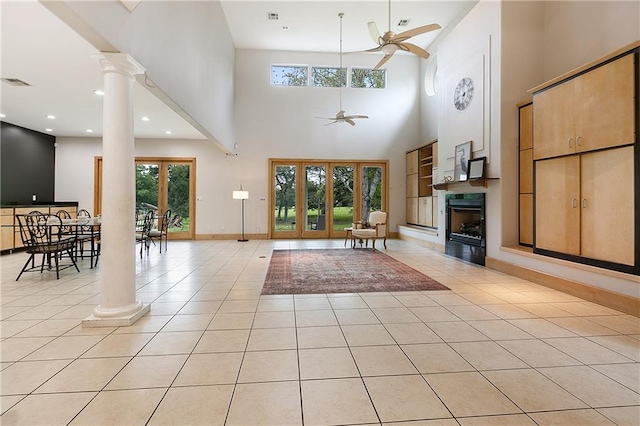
[83,53,150,327]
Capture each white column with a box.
[83,53,150,327]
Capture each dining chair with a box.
[148,209,171,253]
[135,210,154,257]
[75,209,100,266]
[15,213,79,280]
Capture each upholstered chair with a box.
[351,211,387,251]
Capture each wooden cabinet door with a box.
[406,197,418,225]
[406,150,418,175]
[519,149,533,193]
[533,81,576,160]
[418,197,433,227]
[535,156,581,255]
[580,146,635,265]
[519,104,533,150]
[575,54,635,153]
[406,174,418,198]
[519,194,533,245]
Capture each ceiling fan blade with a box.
[344,114,369,119]
[398,42,430,60]
[373,53,394,70]
[391,23,441,43]
[367,21,382,45]
[324,121,338,126]
[315,117,337,120]
[362,46,383,53]
[345,118,356,126]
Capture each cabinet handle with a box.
[572,198,577,208]
[568,138,573,148]
[576,136,582,146]
[582,198,587,208]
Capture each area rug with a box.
[262,249,450,295]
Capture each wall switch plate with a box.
[196,196,203,201]
[259,196,266,201]
[32,194,36,201]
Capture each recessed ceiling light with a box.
[94,90,105,96]
[86,129,94,133]
[165,130,172,135]
[141,116,150,121]
[45,128,53,132]
[46,114,56,119]
[0,113,5,118]
[267,12,278,20]
[282,26,289,30]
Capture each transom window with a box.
[271,65,308,86]
[271,64,386,88]
[311,67,346,87]
[351,68,386,89]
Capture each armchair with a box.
[351,211,387,251]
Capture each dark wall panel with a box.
[1,122,55,204]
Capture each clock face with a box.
[454,77,474,111]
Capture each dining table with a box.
[47,216,101,268]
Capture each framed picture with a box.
[467,157,486,180]
[454,141,471,182]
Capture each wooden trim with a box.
[528,40,639,93]
[196,233,269,240]
[516,99,533,108]
[486,256,640,317]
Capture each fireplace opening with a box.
[445,194,485,265]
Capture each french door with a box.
[94,157,196,240]
[269,159,387,239]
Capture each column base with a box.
[82,303,150,328]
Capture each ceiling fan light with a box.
[381,44,397,55]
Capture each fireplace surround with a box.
[445,193,486,266]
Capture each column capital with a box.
[91,52,145,77]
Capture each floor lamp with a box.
[232,186,249,242]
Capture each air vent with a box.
[397,19,411,26]
[1,78,31,87]
[267,12,279,20]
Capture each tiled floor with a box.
[1,239,639,425]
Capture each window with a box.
[311,67,346,87]
[271,65,308,86]
[351,68,386,89]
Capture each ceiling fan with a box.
[316,13,368,126]
[366,0,441,70]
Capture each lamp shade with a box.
[232,190,249,200]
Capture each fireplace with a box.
[445,193,486,266]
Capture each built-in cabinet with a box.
[406,142,438,228]
[527,44,638,274]
[0,204,78,252]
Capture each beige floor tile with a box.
[427,321,490,343]
[351,345,417,376]
[410,307,462,322]
[546,316,619,336]
[384,322,443,344]
[295,310,338,327]
[82,333,154,358]
[1,359,70,395]
[227,381,302,425]
[468,320,534,340]
[497,339,581,367]
[112,315,172,334]
[190,290,229,301]
[297,325,346,349]
[9,305,71,321]
[460,293,509,305]
[298,347,359,380]
[193,329,250,353]
[226,289,262,300]
[24,335,104,361]
[161,314,213,332]
[149,302,187,316]
[0,395,24,415]
[597,406,640,426]
[253,311,296,328]
[529,408,616,425]
[0,320,42,339]
[425,372,521,417]
[544,336,635,364]
[365,375,451,422]
[428,293,474,306]
[592,363,640,393]
[586,315,640,334]
[402,343,474,373]
[445,305,500,321]
[362,295,404,308]
[458,414,537,425]
[148,384,234,425]
[174,352,243,385]
[0,392,96,426]
[449,341,529,370]
[328,296,368,309]
[105,354,187,390]
[294,297,331,310]
[341,324,396,346]
[256,298,295,312]
[334,308,380,325]
[508,318,578,338]
[480,304,538,320]
[484,368,588,412]
[139,331,202,355]
[394,294,439,308]
[514,303,574,318]
[208,312,255,330]
[0,337,54,362]
[539,365,640,407]
[246,327,297,351]
[13,319,78,338]
[587,335,640,361]
[550,301,621,316]
[35,357,130,393]
[373,307,421,323]
[69,388,166,425]
[384,419,459,426]
[238,349,298,383]
[218,299,259,313]
[301,378,378,425]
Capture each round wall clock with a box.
[454,77,474,111]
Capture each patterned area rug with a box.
[262,249,450,295]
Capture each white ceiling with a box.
[0,0,476,140]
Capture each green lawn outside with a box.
[274,206,353,231]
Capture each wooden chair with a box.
[351,211,387,251]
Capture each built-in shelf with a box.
[433,178,496,191]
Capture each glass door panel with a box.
[273,164,298,237]
[360,165,384,222]
[167,163,191,238]
[136,163,160,216]
[304,164,327,234]
[331,165,354,234]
